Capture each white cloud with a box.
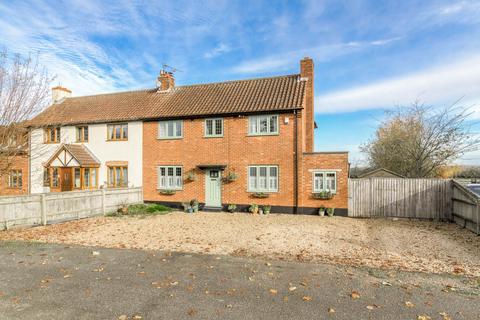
[231,37,403,74]
[204,43,232,59]
[315,55,480,114]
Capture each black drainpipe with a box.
[293,110,299,214]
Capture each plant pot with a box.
[188,207,193,214]
[253,192,269,198]
[160,190,175,195]
[192,205,199,212]
[264,210,270,215]
[318,209,325,216]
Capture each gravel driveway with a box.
[1,212,479,276]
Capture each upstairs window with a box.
[205,118,223,137]
[8,170,22,188]
[248,165,278,192]
[107,123,128,141]
[313,171,337,193]
[158,120,183,139]
[158,166,182,190]
[44,127,61,143]
[76,126,89,142]
[248,115,278,135]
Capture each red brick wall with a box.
[0,154,29,196]
[300,57,314,153]
[143,114,297,207]
[143,112,349,211]
[299,152,349,210]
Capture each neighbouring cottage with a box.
[25,58,349,215]
[0,126,29,196]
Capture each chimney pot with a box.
[157,70,175,91]
[52,86,72,104]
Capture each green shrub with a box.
[145,204,172,213]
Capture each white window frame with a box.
[204,118,224,137]
[312,171,337,193]
[158,120,183,139]
[248,114,279,136]
[158,166,183,190]
[247,165,279,192]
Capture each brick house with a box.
[0,127,29,196]
[26,57,348,214]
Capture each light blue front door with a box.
[205,170,222,207]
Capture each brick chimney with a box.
[156,70,175,91]
[51,86,72,104]
[300,57,314,152]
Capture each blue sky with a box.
[1,0,480,164]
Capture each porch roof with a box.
[45,144,100,167]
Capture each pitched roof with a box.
[46,144,100,167]
[29,74,305,127]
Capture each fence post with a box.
[41,194,47,226]
[102,188,106,216]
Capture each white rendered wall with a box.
[30,122,143,194]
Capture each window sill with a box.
[157,137,183,140]
[247,133,279,137]
[203,135,224,138]
[106,139,128,142]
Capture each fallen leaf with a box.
[302,296,312,301]
[328,307,335,313]
[417,316,431,320]
[350,291,360,299]
[63,275,71,278]
[289,286,297,291]
[439,312,451,320]
[92,251,100,256]
[405,301,415,308]
[283,296,289,302]
[269,289,278,295]
[187,308,197,316]
[366,305,375,310]
[381,281,392,286]
[133,316,142,320]
[118,315,127,320]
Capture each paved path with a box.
[0,241,478,319]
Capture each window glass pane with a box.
[167,122,174,137]
[123,168,128,186]
[249,117,257,134]
[326,173,336,191]
[249,167,257,190]
[206,119,213,135]
[84,169,91,187]
[259,167,267,189]
[74,168,81,188]
[259,117,268,133]
[108,167,114,186]
[270,115,278,133]
[52,168,59,187]
[115,168,120,186]
[84,127,89,141]
[91,169,97,187]
[108,126,114,140]
[159,122,166,138]
[76,127,81,141]
[122,125,128,139]
[50,129,55,142]
[115,126,121,139]
[56,128,61,141]
[175,121,182,137]
[215,119,222,135]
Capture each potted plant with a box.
[181,201,191,213]
[312,190,333,200]
[186,171,197,182]
[160,189,176,195]
[224,171,238,183]
[263,205,271,215]
[318,206,326,216]
[227,204,237,213]
[253,192,269,198]
[190,199,199,212]
[326,207,335,217]
[249,204,259,215]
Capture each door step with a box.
[202,206,223,212]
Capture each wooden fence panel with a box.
[348,178,452,220]
[452,181,480,235]
[1,187,142,230]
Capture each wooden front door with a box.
[205,170,222,207]
[60,167,73,192]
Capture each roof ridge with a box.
[66,74,301,99]
[174,73,301,89]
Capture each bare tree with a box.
[361,101,480,178]
[0,50,53,177]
